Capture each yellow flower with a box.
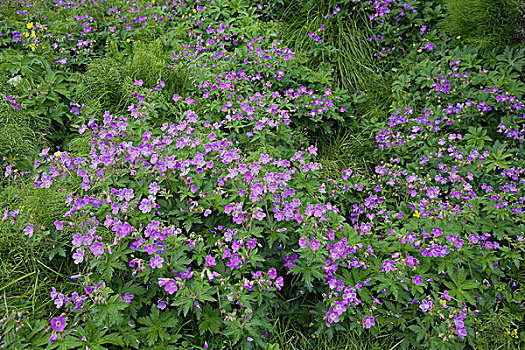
[151,0,154,2]
[31,30,36,38]
[24,32,29,38]
[456,35,461,39]
[192,8,196,13]
[413,43,416,47]
[440,299,447,308]
[189,13,192,17]
[182,14,185,18]
[413,210,421,218]
[26,22,34,30]
[126,38,130,43]
[54,151,61,157]
[29,44,36,52]
[417,49,422,53]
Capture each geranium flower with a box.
[24,224,34,238]
[90,242,104,256]
[50,316,66,332]
[363,316,375,329]
[157,301,166,310]
[206,254,216,267]
[49,333,57,343]
[412,275,423,286]
[54,220,63,230]
[420,299,433,312]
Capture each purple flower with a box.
[363,316,375,329]
[309,237,320,251]
[412,275,423,286]
[121,222,132,237]
[49,333,57,343]
[381,259,396,273]
[190,184,198,193]
[227,254,243,270]
[139,198,153,214]
[149,254,164,269]
[206,254,216,267]
[54,220,63,230]
[298,236,308,248]
[268,268,277,279]
[90,242,104,256]
[457,326,467,339]
[327,311,340,323]
[121,292,134,304]
[50,316,66,332]
[159,278,177,294]
[149,182,160,195]
[24,224,34,238]
[72,249,84,264]
[420,299,433,312]
[275,276,284,290]
[4,165,12,177]
[247,238,257,249]
[152,298,165,310]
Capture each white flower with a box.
[8,75,22,87]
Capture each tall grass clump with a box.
[278,0,380,92]
[0,94,49,168]
[441,0,522,49]
[127,39,190,97]
[75,57,131,114]
[0,179,75,319]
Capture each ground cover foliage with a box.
[0,0,524,349]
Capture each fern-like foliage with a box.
[75,57,131,113]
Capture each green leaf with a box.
[199,304,222,334]
[138,307,180,346]
[92,295,129,327]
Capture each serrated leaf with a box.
[199,304,222,334]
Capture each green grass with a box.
[0,179,75,319]
[278,0,381,92]
[76,39,189,118]
[316,125,377,179]
[440,0,522,50]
